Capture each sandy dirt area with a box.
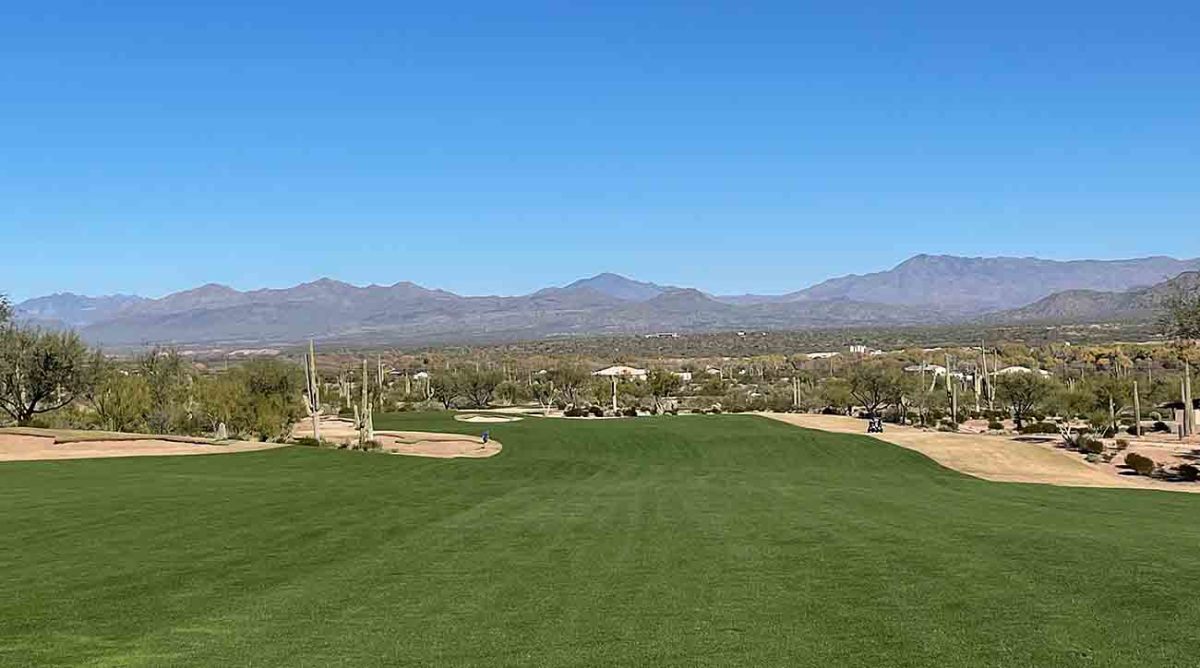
[455,414,523,423]
[0,430,286,462]
[761,413,1200,494]
[293,418,501,459]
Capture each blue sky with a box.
[2,2,1198,301]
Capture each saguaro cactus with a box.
[354,358,374,447]
[303,340,321,441]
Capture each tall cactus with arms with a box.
[303,339,321,441]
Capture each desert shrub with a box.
[1177,464,1199,482]
[1124,452,1156,476]
[1019,422,1059,435]
[936,420,958,432]
[1151,421,1171,433]
[1127,425,1139,435]
[622,407,638,417]
[293,436,321,447]
[564,406,588,418]
[1076,435,1104,455]
[987,421,1004,431]
[338,406,355,418]
[587,405,604,417]
[1114,438,1129,451]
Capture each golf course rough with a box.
[3,412,1199,666]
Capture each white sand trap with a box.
[455,414,523,423]
[0,430,286,462]
[376,431,501,459]
[290,419,501,459]
[761,412,1200,494]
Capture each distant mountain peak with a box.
[561,273,673,302]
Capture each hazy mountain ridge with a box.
[993,271,1200,323]
[13,254,1200,346]
[784,254,1200,312]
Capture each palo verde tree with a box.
[646,368,682,412]
[138,348,194,434]
[846,363,903,418]
[0,326,91,426]
[429,373,462,410]
[457,366,504,408]
[994,372,1054,429]
[550,364,590,408]
[85,352,151,432]
[1157,278,1200,435]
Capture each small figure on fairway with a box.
[867,417,884,434]
[482,430,490,444]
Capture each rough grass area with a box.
[3,412,1200,666]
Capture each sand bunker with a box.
[0,430,286,462]
[291,418,501,459]
[761,413,1200,494]
[454,414,523,423]
[376,431,501,459]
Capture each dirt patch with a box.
[455,414,523,423]
[0,430,286,462]
[291,418,501,459]
[761,413,1200,494]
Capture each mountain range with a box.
[12,254,1199,347]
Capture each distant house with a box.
[673,371,693,382]
[993,366,1052,378]
[413,371,431,380]
[903,364,948,375]
[704,367,722,375]
[806,352,839,360]
[593,365,647,380]
[1161,400,1200,433]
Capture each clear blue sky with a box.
[2,2,1198,301]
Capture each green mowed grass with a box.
[3,413,1199,666]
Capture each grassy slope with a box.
[2,413,1199,667]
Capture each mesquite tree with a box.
[0,327,91,425]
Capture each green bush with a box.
[564,406,588,418]
[622,407,638,417]
[1124,452,1156,476]
[587,405,605,417]
[1177,464,1199,482]
[1018,421,1059,435]
[987,421,1004,431]
[1151,421,1171,433]
[293,436,322,447]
